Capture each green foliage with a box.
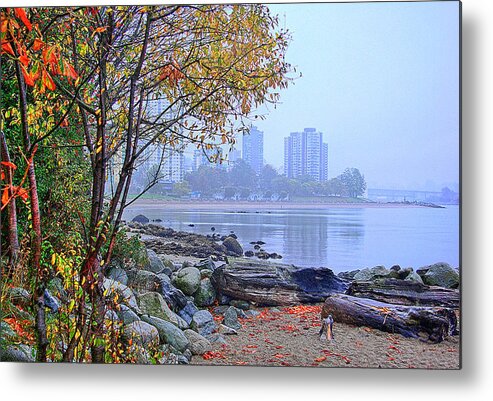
[111,230,149,268]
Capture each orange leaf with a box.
[19,54,29,67]
[60,118,69,127]
[1,41,14,56]
[21,65,35,86]
[14,8,32,31]
[1,161,17,170]
[42,69,56,91]
[314,356,327,363]
[63,59,78,80]
[1,18,9,33]
[94,26,107,34]
[2,187,10,206]
[1,171,5,181]
[32,38,45,51]
[16,187,29,201]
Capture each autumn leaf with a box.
[2,187,10,206]
[1,171,5,181]
[314,356,327,363]
[15,186,29,201]
[1,41,15,56]
[42,69,56,91]
[21,65,35,86]
[0,17,8,33]
[14,8,32,31]
[32,38,45,51]
[1,161,17,170]
[63,59,78,80]
[19,54,29,67]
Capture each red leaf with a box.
[19,54,29,67]
[63,59,78,80]
[1,161,17,170]
[42,69,56,91]
[1,41,15,56]
[1,171,5,181]
[21,65,35,86]
[2,187,10,206]
[14,8,32,31]
[314,356,327,363]
[32,38,45,51]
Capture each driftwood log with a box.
[347,279,460,308]
[321,294,458,343]
[211,259,348,306]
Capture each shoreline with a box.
[126,199,445,211]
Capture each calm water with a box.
[126,205,459,273]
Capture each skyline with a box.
[236,1,460,192]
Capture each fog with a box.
[245,1,460,192]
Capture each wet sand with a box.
[191,305,460,369]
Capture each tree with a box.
[259,164,279,190]
[229,159,258,190]
[324,177,347,196]
[173,181,191,197]
[338,168,367,198]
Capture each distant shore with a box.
[126,199,440,211]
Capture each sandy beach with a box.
[191,305,460,369]
[127,199,434,211]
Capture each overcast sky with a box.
[247,1,459,191]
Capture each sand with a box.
[190,305,460,369]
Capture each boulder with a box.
[137,292,180,327]
[206,333,228,346]
[117,304,140,325]
[229,300,250,310]
[200,269,213,279]
[44,289,60,313]
[219,324,238,335]
[158,278,189,312]
[338,270,361,281]
[404,270,424,284]
[123,321,159,347]
[172,267,201,296]
[190,310,216,337]
[194,257,216,271]
[146,249,165,274]
[107,266,128,286]
[353,266,390,281]
[9,287,31,308]
[222,236,243,256]
[211,259,348,306]
[183,329,212,355]
[103,278,141,314]
[194,278,217,307]
[223,306,242,330]
[417,263,460,289]
[0,344,35,362]
[141,315,189,353]
[130,270,161,292]
[132,214,149,223]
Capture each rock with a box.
[172,267,201,296]
[117,304,140,324]
[244,250,254,257]
[190,310,216,337]
[353,266,390,281]
[211,259,348,306]
[200,269,213,279]
[104,309,120,323]
[141,315,189,352]
[417,263,460,289]
[390,265,401,272]
[146,249,165,274]
[158,278,189,311]
[107,266,128,286]
[219,324,238,335]
[9,287,31,308]
[399,267,414,280]
[194,278,217,307]
[0,344,35,362]
[123,321,159,347]
[1,321,17,339]
[222,236,243,256]
[137,292,180,327]
[337,270,360,281]
[245,310,261,318]
[213,305,230,315]
[130,270,161,292]
[206,333,228,346]
[44,289,60,313]
[160,257,176,271]
[405,270,424,284]
[132,214,149,223]
[177,301,199,325]
[47,277,68,302]
[175,314,190,330]
[158,344,179,364]
[103,278,141,314]
[229,299,250,310]
[223,306,242,330]
[183,329,212,355]
[194,257,216,271]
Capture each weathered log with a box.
[321,294,458,343]
[211,259,348,306]
[347,279,460,308]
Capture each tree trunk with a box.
[347,279,460,308]
[321,294,459,343]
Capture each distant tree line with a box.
[178,161,367,199]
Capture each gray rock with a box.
[194,257,216,271]
[123,321,159,347]
[103,278,141,314]
[47,277,68,302]
[137,292,180,327]
[222,236,243,256]
[206,333,228,346]
[104,309,120,323]
[200,269,213,279]
[175,314,189,330]
[213,305,230,315]
[177,355,189,364]
[219,324,238,335]
[9,287,31,308]
[117,304,141,324]
[141,315,190,352]
[404,270,424,284]
[0,344,35,362]
[190,310,216,337]
[44,289,60,313]
[132,214,149,223]
[107,267,128,286]
[353,266,390,281]
[245,310,261,318]
[131,270,161,292]
[146,249,165,274]
[158,344,179,364]
[417,262,460,289]
[194,278,216,307]
[1,321,17,339]
[223,306,242,330]
[172,267,201,296]
[157,273,171,284]
[183,348,193,361]
[229,300,250,310]
[183,329,212,355]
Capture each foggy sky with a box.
[247,1,460,191]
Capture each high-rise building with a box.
[284,128,328,182]
[242,126,264,175]
[140,143,184,184]
[193,147,224,170]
